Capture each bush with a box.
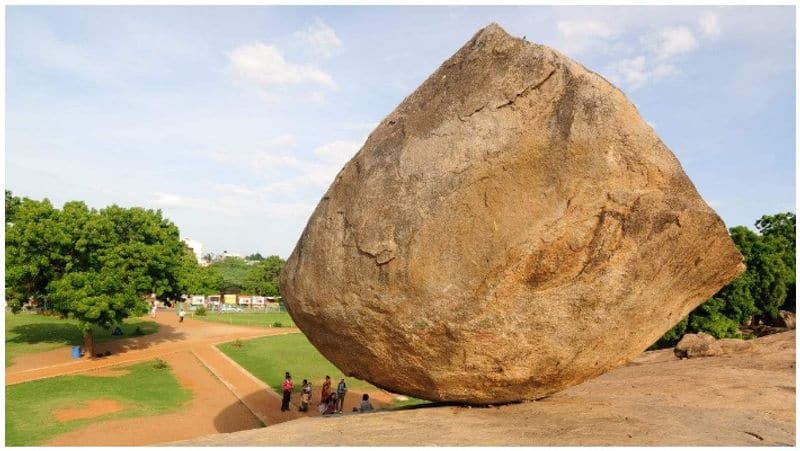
[271,321,282,328]
[232,339,243,348]
[133,326,144,336]
[153,359,169,370]
[195,306,207,316]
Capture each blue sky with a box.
[6,6,796,258]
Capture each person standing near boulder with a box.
[320,375,332,405]
[299,379,312,412]
[336,378,348,413]
[280,373,294,412]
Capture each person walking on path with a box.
[281,373,294,412]
[336,378,348,413]
[178,308,185,323]
[299,379,312,412]
[320,375,332,405]
[150,301,158,318]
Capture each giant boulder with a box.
[280,23,745,404]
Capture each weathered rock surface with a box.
[675,333,721,358]
[280,23,745,404]
[674,333,754,359]
[777,310,796,329]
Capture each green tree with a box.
[5,197,62,313]
[244,255,285,296]
[6,196,187,356]
[5,190,21,223]
[245,253,265,262]
[179,247,223,295]
[754,212,795,316]
[208,256,251,293]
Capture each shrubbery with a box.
[195,306,207,316]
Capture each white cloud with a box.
[699,12,722,38]
[152,192,221,212]
[210,134,302,170]
[647,26,699,60]
[555,19,618,56]
[262,134,297,148]
[228,42,335,90]
[213,183,255,196]
[295,18,343,58]
[557,19,616,40]
[604,56,678,91]
[312,140,361,165]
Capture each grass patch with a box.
[192,311,295,328]
[218,333,374,394]
[392,396,428,408]
[5,314,159,367]
[5,360,191,446]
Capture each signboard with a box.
[190,295,205,306]
[207,295,221,305]
[238,296,252,305]
[223,294,237,305]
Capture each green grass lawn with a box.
[191,311,295,328]
[219,333,428,409]
[218,332,375,393]
[5,313,159,367]
[5,360,191,446]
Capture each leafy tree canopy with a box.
[5,192,187,355]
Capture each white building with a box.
[182,238,204,265]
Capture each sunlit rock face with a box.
[280,23,744,404]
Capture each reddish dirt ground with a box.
[6,311,295,384]
[53,399,124,422]
[9,311,398,446]
[46,351,262,446]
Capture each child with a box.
[299,379,312,412]
[359,393,374,412]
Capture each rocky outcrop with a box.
[675,332,756,359]
[675,333,721,358]
[777,310,795,329]
[280,23,744,404]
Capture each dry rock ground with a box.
[176,330,795,446]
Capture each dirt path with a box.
[46,351,262,446]
[13,313,396,445]
[6,312,296,385]
[175,331,796,446]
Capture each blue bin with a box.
[71,346,81,359]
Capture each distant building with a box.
[183,238,203,265]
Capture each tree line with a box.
[183,253,285,297]
[5,191,284,356]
